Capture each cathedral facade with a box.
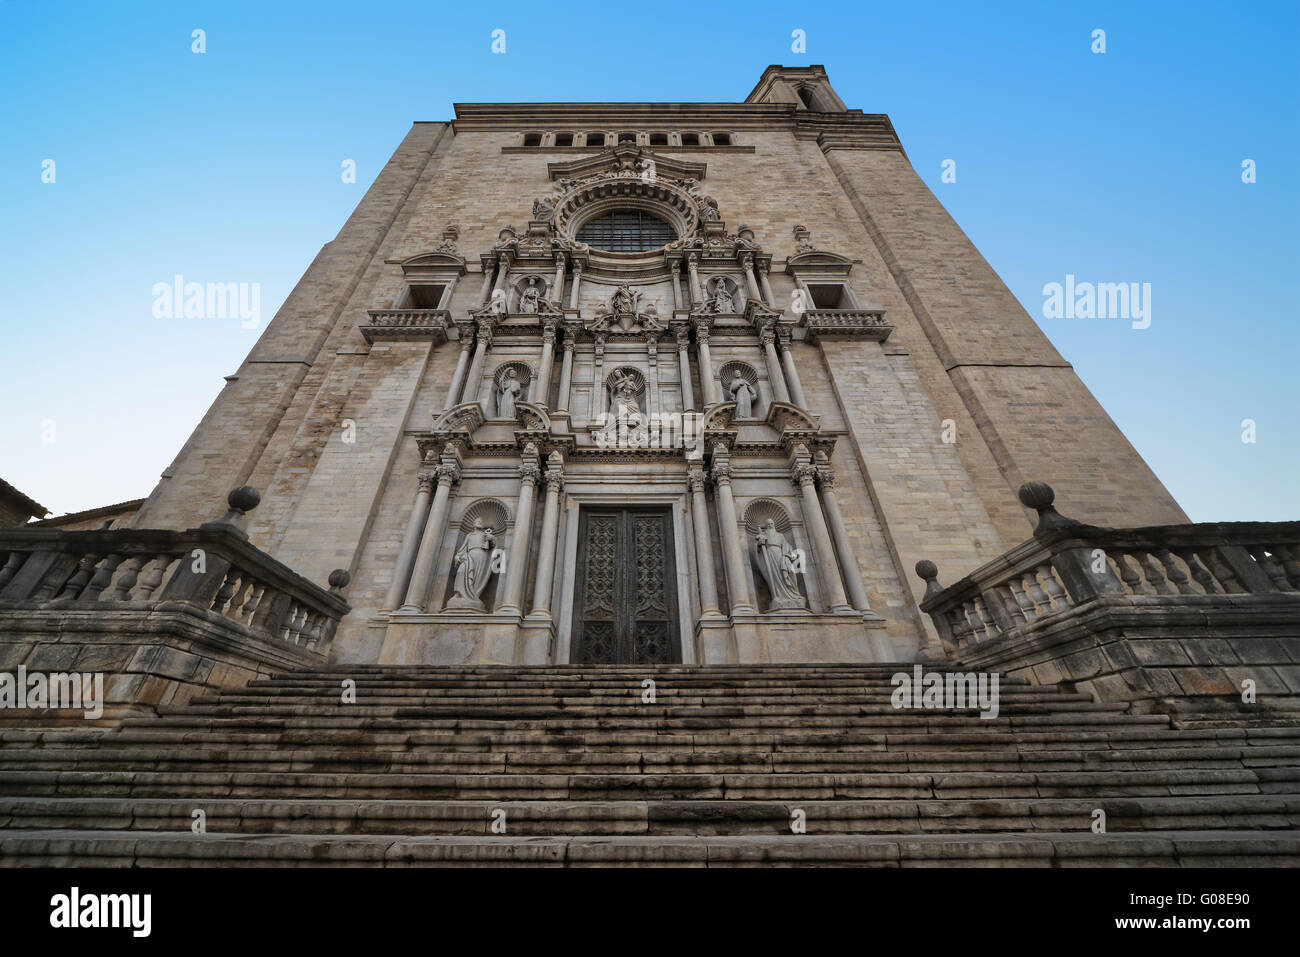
[126,65,1187,670]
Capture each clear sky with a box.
[2,0,1296,522]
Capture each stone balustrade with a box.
[361,308,451,343]
[915,482,1300,720]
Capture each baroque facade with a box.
[124,65,1189,670]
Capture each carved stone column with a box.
[741,253,764,304]
[498,443,541,615]
[529,451,565,618]
[535,320,557,409]
[462,323,492,406]
[696,320,718,406]
[686,253,704,306]
[399,449,461,612]
[711,444,754,614]
[477,262,496,305]
[757,261,776,308]
[384,469,436,610]
[670,259,684,311]
[816,457,872,613]
[552,253,566,306]
[443,335,474,411]
[688,465,720,616]
[493,252,513,298]
[778,331,808,409]
[675,326,695,411]
[760,326,792,404]
[568,261,583,309]
[557,332,576,412]
[792,445,851,613]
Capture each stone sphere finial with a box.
[915,560,943,601]
[1018,480,1079,534]
[328,569,351,594]
[228,486,261,513]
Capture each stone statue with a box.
[700,197,721,222]
[710,278,735,314]
[612,284,636,317]
[497,368,522,418]
[519,278,543,314]
[609,371,640,417]
[754,520,806,611]
[532,197,555,221]
[728,372,756,418]
[448,519,497,611]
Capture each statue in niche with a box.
[728,371,756,418]
[518,277,543,314]
[609,371,641,417]
[709,277,736,314]
[448,519,497,611]
[497,368,522,418]
[754,519,807,611]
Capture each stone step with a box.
[4,795,1297,836]
[3,829,1295,866]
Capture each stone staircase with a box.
[2,664,1298,866]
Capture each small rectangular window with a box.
[806,283,853,310]
[712,133,731,146]
[555,133,574,147]
[585,132,606,146]
[680,132,700,146]
[408,284,448,309]
[649,133,668,146]
[523,133,542,147]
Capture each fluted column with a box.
[675,326,695,411]
[817,460,872,612]
[557,334,576,412]
[443,335,474,411]
[711,445,754,614]
[778,332,808,409]
[498,443,541,614]
[792,446,851,613]
[757,261,776,307]
[552,253,566,307]
[529,452,565,617]
[760,326,791,404]
[535,320,557,409]
[568,261,583,309]
[686,253,704,306]
[477,263,496,305]
[385,470,436,609]
[688,465,720,616]
[741,254,763,304]
[399,452,461,612]
[696,321,718,405]
[462,323,492,406]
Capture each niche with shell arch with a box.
[742,498,809,611]
[492,361,534,418]
[718,360,761,418]
[511,274,552,312]
[442,499,511,611]
[604,365,648,416]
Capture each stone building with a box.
[123,65,1187,670]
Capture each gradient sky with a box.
[2,0,1296,522]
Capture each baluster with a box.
[1137,551,1172,595]
[302,612,325,651]
[134,554,171,600]
[1156,549,1195,595]
[0,552,26,589]
[85,554,122,600]
[948,607,974,650]
[964,600,990,643]
[1253,547,1291,592]
[1114,552,1146,595]
[241,583,267,625]
[104,555,147,602]
[228,576,255,620]
[1024,571,1052,615]
[211,568,241,614]
[31,555,76,601]
[1006,579,1036,623]
[1039,565,1070,610]
[56,554,98,600]
[282,604,307,644]
[1178,549,1218,594]
[979,593,1008,638]
[1205,548,1246,594]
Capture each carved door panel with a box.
[572,507,680,664]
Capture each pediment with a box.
[398,251,468,280]
[785,250,854,276]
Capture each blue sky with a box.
[1,0,1296,522]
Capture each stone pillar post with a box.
[462,323,492,406]
[696,321,718,406]
[686,253,704,306]
[552,253,566,307]
[493,252,513,299]
[688,465,720,616]
[568,261,583,309]
[741,254,764,304]
[443,335,474,411]
[477,262,496,305]
[497,443,541,615]
[535,320,557,409]
[778,332,808,409]
[675,326,695,411]
[384,470,436,610]
[529,451,565,617]
[670,260,684,311]
[816,458,871,612]
[757,261,776,307]
[760,326,792,404]
[557,333,576,412]
[711,444,754,614]
[399,450,461,612]
[792,445,851,613]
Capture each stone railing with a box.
[0,488,351,723]
[360,308,451,343]
[915,482,1300,720]
[802,309,893,342]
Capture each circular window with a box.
[576,209,677,253]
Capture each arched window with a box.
[577,209,676,252]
